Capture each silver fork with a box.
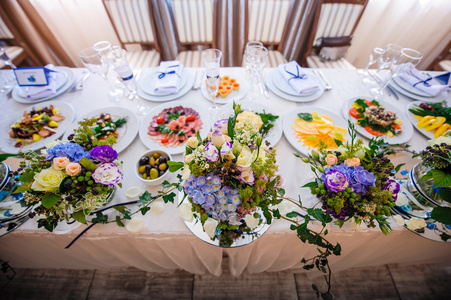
[315,70,332,90]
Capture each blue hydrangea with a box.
[46,143,91,162]
[322,163,376,195]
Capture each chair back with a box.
[102,0,160,52]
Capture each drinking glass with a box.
[244,41,263,80]
[376,44,403,74]
[0,72,16,100]
[246,45,268,98]
[0,48,17,69]
[79,47,124,101]
[358,47,385,77]
[108,46,147,115]
[202,49,222,114]
[370,48,422,99]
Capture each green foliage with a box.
[431,207,451,224]
[421,169,451,188]
[0,153,19,162]
[79,157,98,171]
[42,194,60,209]
[72,210,87,224]
[167,161,184,172]
[92,212,108,224]
[298,112,313,122]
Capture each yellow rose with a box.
[53,157,70,170]
[344,157,360,167]
[31,168,66,192]
[66,162,82,176]
[325,154,337,166]
[186,136,199,148]
[236,145,257,168]
[236,111,263,130]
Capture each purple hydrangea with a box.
[46,143,91,162]
[90,145,118,163]
[322,163,376,195]
[383,179,400,202]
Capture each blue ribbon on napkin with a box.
[158,64,180,79]
[284,65,308,82]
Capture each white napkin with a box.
[400,63,448,96]
[153,61,184,94]
[25,64,58,100]
[277,61,320,95]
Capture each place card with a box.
[13,67,55,86]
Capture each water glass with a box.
[246,44,268,98]
[202,49,222,113]
[0,48,17,69]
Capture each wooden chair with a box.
[102,0,161,68]
[166,0,214,67]
[303,0,368,69]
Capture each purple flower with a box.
[192,190,206,205]
[92,162,122,186]
[237,166,255,185]
[325,207,350,221]
[383,179,400,202]
[213,119,229,134]
[220,141,233,159]
[46,143,91,162]
[204,141,219,162]
[323,164,376,195]
[324,170,349,192]
[90,145,118,163]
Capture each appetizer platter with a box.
[1,101,74,153]
[201,74,249,104]
[283,106,348,156]
[139,100,210,154]
[344,97,413,144]
[406,101,451,139]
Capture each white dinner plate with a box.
[137,70,194,102]
[283,106,349,156]
[343,97,414,145]
[265,70,325,102]
[138,100,211,155]
[393,74,443,98]
[389,79,449,103]
[139,69,188,96]
[0,101,75,154]
[273,69,318,96]
[11,67,76,104]
[200,74,249,104]
[63,107,139,154]
[213,100,283,147]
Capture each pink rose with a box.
[53,157,70,170]
[344,158,360,167]
[325,154,337,166]
[66,162,82,176]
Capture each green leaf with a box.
[302,181,317,188]
[42,194,60,209]
[439,188,451,203]
[440,232,451,242]
[431,207,451,224]
[79,157,98,171]
[272,209,281,219]
[14,184,30,193]
[394,163,406,174]
[113,205,126,213]
[321,292,333,300]
[0,153,19,162]
[312,284,319,292]
[277,188,285,197]
[162,192,176,203]
[115,216,124,227]
[138,191,153,205]
[333,139,343,147]
[303,264,314,270]
[123,213,131,220]
[72,210,87,224]
[290,224,297,231]
[92,212,108,224]
[421,169,451,188]
[333,243,342,256]
[19,172,34,183]
[307,208,333,225]
[167,161,184,172]
[140,207,151,215]
[263,210,272,225]
[286,211,298,218]
[298,112,313,122]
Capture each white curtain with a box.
[29,0,451,69]
[347,0,451,69]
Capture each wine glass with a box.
[376,44,403,75]
[0,72,16,100]
[370,48,422,99]
[108,46,147,116]
[244,41,263,80]
[358,47,385,77]
[246,45,268,99]
[79,47,124,101]
[202,49,222,114]
[0,48,17,69]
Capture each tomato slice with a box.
[364,125,384,136]
[156,117,165,124]
[186,115,196,122]
[364,99,375,106]
[349,107,361,119]
[161,137,169,143]
[392,124,402,131]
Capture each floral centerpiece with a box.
[177,103,283,246]
[15,129,123,232]
[300,122,400,233]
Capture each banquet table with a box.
[0,67,450,277]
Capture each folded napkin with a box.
[153,61,184,94]
[277,61,320,95]
[399,63,448,96]
[25,64,58,100]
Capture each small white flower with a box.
[186,136,199,148]
[178,203,193,222]
[392,214,405,226]
[405,217,427,231]
[125,186,143,199]
[276,200,296,217]
[244,214,259,229]
[203,218,219,239]
[150,199,165,214]
[125,217,145,234]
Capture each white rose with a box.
[405,217,427,231]
[186,136,199,148]
[392,214,405,226]
[203,218,219,239]
[244,214,259,229]
[125,217,145,234]
[236,145,257,168]
[181,165,191,181]
[178,203,193,222]
[150,199,164,214]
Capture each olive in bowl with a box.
[135,150,172,185]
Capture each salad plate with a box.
[63,107,139,154]
[213,101,283,146]
[12,67,76,104]
[139,100,210,155]
[283,106,349,156]
[389,79,448,103]
[200,74,249,104]
[343,96,414,145]
[1,101,74,154]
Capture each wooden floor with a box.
[1,259,450,300]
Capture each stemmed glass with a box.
[246,44,268,99]
[107,46,147,115]
[202,49,222,114]
[0,72,16,100]
[370,48,422,99]
[358,47,385,78]
[0,48,17,69]
[244,41,263,80]
[79,46,124,101]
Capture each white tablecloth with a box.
[1,68,450,276]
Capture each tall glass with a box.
[244,41,263,80]
[79,47,124,101]
[246,45,268,98]
[202,49,222,113]
[0,48,17,69]
[376,44,403,75]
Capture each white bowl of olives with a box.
[135,150,172,186]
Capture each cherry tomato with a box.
[186,115,196,122]
[364,125,384,137]
[364,99,375,106]
[156,117,165,124]
[349,108,361,119]
[161,137,169,143]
